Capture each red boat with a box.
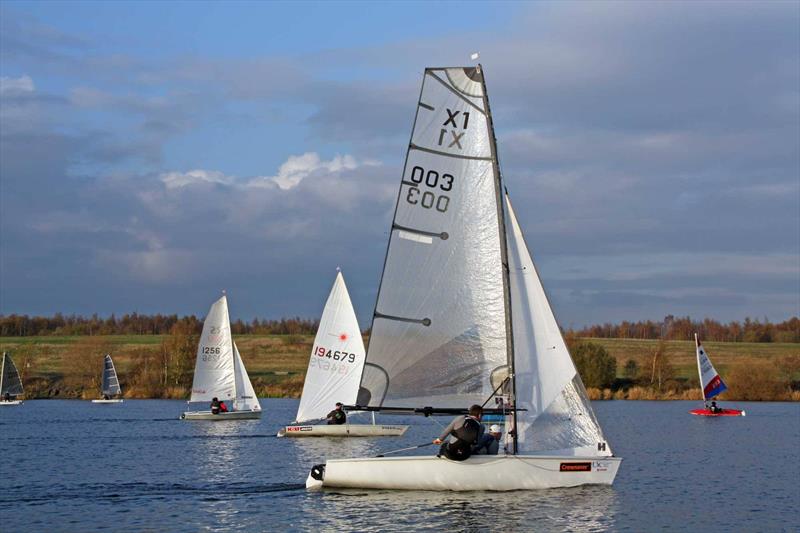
[690,334,745,417]
[689,408,745,417]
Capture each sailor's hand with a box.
[433,438,443,445]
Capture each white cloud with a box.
[160,152,381,192]
[0,75,35,94]
[160,169,234,189]
[247,152,376,190]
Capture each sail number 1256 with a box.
[405,165,453,213]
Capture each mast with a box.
[478,64,518,454]
[0,353,5,392]
[225,293,239,404]
[695,333,704,401]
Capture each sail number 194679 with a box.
[315,346,356,363]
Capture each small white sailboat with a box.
[278,270,408,438]
[307,65,620,491]
[0,352,24,406]
[91,354,124,404]
[181,293,262,420]
[689,334,745,417]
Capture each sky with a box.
[1,0,798,328]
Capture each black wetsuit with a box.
[326,409,346,425]
[438,415,483,461]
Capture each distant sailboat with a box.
[181,293,262,420]
[92,354,124,404]
[0,352,24,406]
[689,334,745,417]
[278,270,408,437]
[307,65,620,491]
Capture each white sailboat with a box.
[307,65,620,490]
[0,352,24,406]
[92,354,124,403]
[181,293,262,420]
[278,270,408,437]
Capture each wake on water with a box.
[3,481,305,505]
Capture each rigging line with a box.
[425,70,487,115]
[480,376,511,409]
[509,456,562,472]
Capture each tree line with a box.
[567,315,799,343]
[567,337,799,401]
[0,313,319,337]
[1,312,797,343]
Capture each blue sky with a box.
[1,1,798,327]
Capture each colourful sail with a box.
[695,333,727,399]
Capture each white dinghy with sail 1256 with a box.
[92,354,124,403]
[182,293,261,421]
[278,270,408,437]
[306,65,620,491]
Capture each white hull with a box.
[277,424,409,438]
[181,410,262,421]
[91,399,124,404]
[307,455,621,491]
[0,400,23,406]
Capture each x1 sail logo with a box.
[209,326,222,344]
[560,462,592,472]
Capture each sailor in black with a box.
[326,402,347,425]
[433,404,483,461]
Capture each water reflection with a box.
[290,432,384,466]
[299,485,619,532]
[188,419,262,529]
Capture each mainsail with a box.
[101,354,122,397]
[295,271,366,423]
[357,65,612,457]
[695,334,727,399]
[233,342,261,412]
[505,196,610,456]
[360,67,509,409]
[1,353,24,397]
[190,295,236,403]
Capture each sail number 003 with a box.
[406,166,452,212]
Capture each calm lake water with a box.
[1,399,798,532]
